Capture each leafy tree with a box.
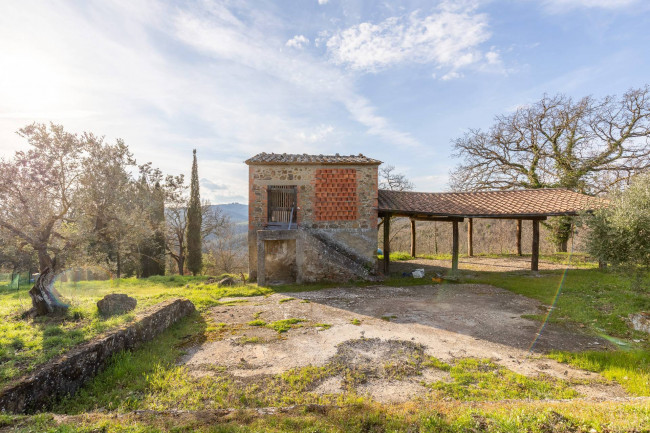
[186,149,202,276]
[585,173,650,280]
[137,164,167,278]
[79,136,142,278]
[0,123,140,314]
[450,86,650,251]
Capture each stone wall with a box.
[248,163,378,282]
[0,298,196,414]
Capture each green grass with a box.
[0,274,271,388]
[6,399,650,432]
[427,358,578,401]
[266,318,304,333]
[350,318,361,326]
[247,319,266,326]
[549,350,650,396]
[278,297,295,303]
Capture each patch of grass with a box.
[427,358,578,401]
[26,399,650,432]
[0,274,271,388]
[350,318,361,326]
[279,297,295,303]
[266,318,304,333]
[380,315,398,321]
[423,356,452,371]
[549,350,650,396]
[238,337,263,345]
[247,319,266,327]
[313,323,332,330]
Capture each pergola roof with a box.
[378,188,605,219]
[246,153,382,165]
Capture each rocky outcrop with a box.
[0,298,195,414]
[97,293,137,316]
[630,312,650,334]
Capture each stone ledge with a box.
[0,298,196,414]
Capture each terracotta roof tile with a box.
[378,189,606,218]
[245,152,381,165]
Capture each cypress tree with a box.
[186,149,202,276]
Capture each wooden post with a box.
[383,216,391,275]
[467,218,473,257]
[531,219,540,271]
[516,219,522,256]
[452,220,459,272]
[410,219,416,258]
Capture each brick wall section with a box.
[314,168,358,221]
[247,163,378,281]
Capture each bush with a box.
[585,173,650,276]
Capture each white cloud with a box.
[0,0,423,203]
[440,71,463,81]
[318,0,330,5]
[326,7,491,73]
[286,34,309,49]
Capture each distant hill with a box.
[212,203,248,223]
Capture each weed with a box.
[266,318,304,333]
[313,323,332,330]
[350,318,361,326]
[279,297,295,304]
[248,319,266,327]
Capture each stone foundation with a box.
[0,298,196,414]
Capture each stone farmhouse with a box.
[246,153,602,285]
[246,153,381,285]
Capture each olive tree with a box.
[585,173,650,279]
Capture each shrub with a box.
[585,173,650,278]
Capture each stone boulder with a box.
[630,312,650,334]
[218,276,236,287]
[97,293,137,316]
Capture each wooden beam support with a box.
[467,218,473,257]
[383,216,390,275]
[410,219,416,258]
[531,219,540,271]
[516,219,522,256]
[452,220,459,272]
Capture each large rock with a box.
[97,293,137,316]
[630,312,650,333]
[217,276,236,287]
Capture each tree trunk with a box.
[28,267,68,316]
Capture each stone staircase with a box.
[304,229,382,281]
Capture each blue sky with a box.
[1,0,649,203]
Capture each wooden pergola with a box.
[378,189,604,273]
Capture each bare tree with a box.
[450,86,650,251]
[379,164,415,191]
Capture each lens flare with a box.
[527,224,574,355]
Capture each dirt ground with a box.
[181,284,628,404]
[390,255,585,273]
